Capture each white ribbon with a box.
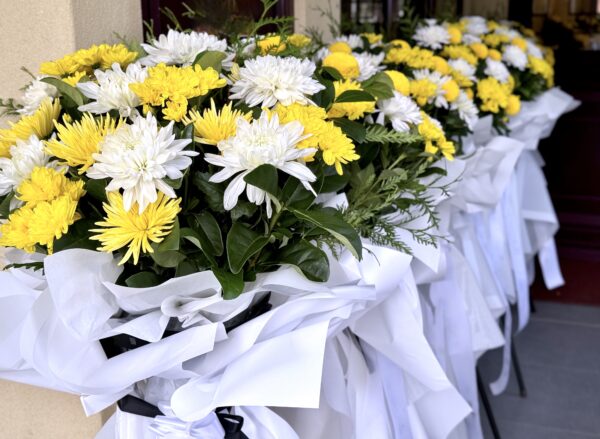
[149,412,225,439]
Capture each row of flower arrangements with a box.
[0,15,554,298]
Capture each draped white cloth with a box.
[0,88,578,439]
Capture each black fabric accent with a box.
[117,395,163,418]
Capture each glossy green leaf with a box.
[213,267,245,300]
[125,271,162,288]
[226,223,270,274]
[243,164,279,199]
[361,72,395,100]
[84,179,108,202]
[335,90,375,103]
[289,207,362,259]
[193,50,227,72]
[278,239,329,282]
[40,77,85,107]
[332,118,367,143]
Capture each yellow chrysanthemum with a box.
[287,34,311,48]
[410,78,437,107]
[512,37,528,50]
[385,46,436,70]
[450,68,473,88]
[362,33,383,45]
[477,77,510,113]
[0,98,61,157]
[91,192,181,265]
[389,39,411,49]
[46,113,121,173]
[182,99,251,145]
[17,167,85,207]
[529,56,554,87]
[432,56,451,75]
[328,41,352,54]
[40,44,136,77]
[469,43,489,59]
[385,71,410,95]
[328,80,375,120]
[257,35,286,55]
[488,49,502,61]
[62,71,87,87]
[322,52,360,79]
[487,20,499,31]
[130,63,227,122]
[274,103,359,174]
[506,94,521,116]
[275,103,327,151]
[441,45,478,66]
[442,79,460,103]
[0,195,80,254]
[483,33,509,48]
[447,26,463,44]
[418,113,454,161]
[319,123,360,175]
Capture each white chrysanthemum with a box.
[502,45,528,70]
[334,34,363,49]
[140,29,228,66]
[413,69,452,108]
[17,78,58,116]
[484,59,511,83]
[526,40,544,59]
[494,26,520,40]
[77,62,147,118]
[204,112,316,217]
[376,91,423,133]
[229,55,325,108]
[313,47,330,63]
[87,113,197,213]
[463,16,489,35]
[0,135,58,195]
[462,34,482,44]
[451,91,478,130]
[413,24,451,49]
[354,52,385,82]
[448,58,476,82]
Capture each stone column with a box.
[0,2,142,436]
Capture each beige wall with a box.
[0,0,142,125]
[0,1,141,436]
[294,0,341,42]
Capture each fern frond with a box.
[365,125,422,144]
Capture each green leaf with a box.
[52,219,97,252]
[213,267,244,300]
[226,223,269,274]
[84,179,108,202]
[281,175,314,209]
[193,212,224,256]
[332,118,367,143]
[0,192,14,219]
[321,66,343,81]
[321,173,350,193]
[243,164,279,199]
[150,250,186,268]
[277,239,329,282]
[230,201,258,221]
[289,207,362,259]
[125,271,162,288]
[335,90,375,103]
[155,218,180,252]
[165,177,183,190]
[193,50,227,72]
[40,77,85,107]
[193,172,225,212]
[361,72,395,100]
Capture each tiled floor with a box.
[478,301,600,439]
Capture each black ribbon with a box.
[116,396,248,438]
